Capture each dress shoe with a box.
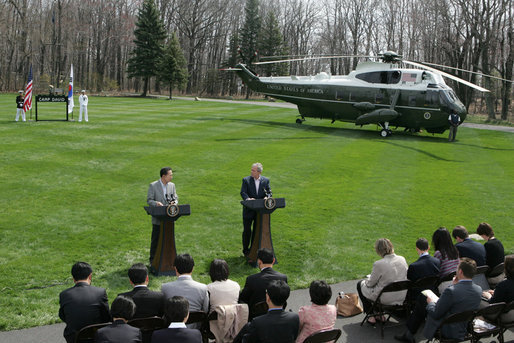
[394,331,415,343]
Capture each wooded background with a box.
[1,0,512,119]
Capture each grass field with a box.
[0,93,513,331]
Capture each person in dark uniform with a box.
[15,90,26,122]
[240,162,271,256]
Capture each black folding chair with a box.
[128,316,166,343]
[471,302,505,343]
[498,301,514,343]
[407,275,440,312]
[303,328,342,343]
[186,311,209,343]
[436,271,456,296]
[360,280,412,338]
[74,322,111,343]
[429,309,475,343]
[249,301,269,320]
[486,262,505,289]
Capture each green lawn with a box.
[0,94,512,330]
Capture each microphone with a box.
[165,194,171,204]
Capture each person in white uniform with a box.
[79,90,89,122]
[15,90,26,122]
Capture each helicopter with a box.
[230,51,490,140]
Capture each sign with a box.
[36,95,68,103]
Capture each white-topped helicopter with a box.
[229,51,491,140]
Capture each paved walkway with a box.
[1,279,512,343]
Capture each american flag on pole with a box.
[68,64,74,113]
[23,65,33,112]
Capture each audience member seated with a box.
[395,258,482,343]
[296,280,337,343]
[234,280,299,343]
[151,296,202,343]
[118,263,165,319]
[407,238,440,300]
[161,253,209,317]
[432,227,460,293]
[239,248,288,320]
[58,261,110,343]
[357,238,408,325]
[476,222,505,269]
[482,254,514,322]
[208,259,248,343]
[96,295,142,343]
[452,225,486,266]
[207,259,240,308]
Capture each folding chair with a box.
[186,311,209,343]
[486,262,505,289]
[498,301,514,343]
[249,301,269,320]
[436,271,456,296]
[74,322,111,343]
[407,276,440,312]
[303,328,342,343]
[429,309,475,343]
[128,316,166,343]
[471,302,505,343]
[360,280,412,338]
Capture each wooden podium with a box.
[144,204,190,276]
[241,198,285,266]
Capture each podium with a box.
[241,198,285,266]
[144,204,190,276]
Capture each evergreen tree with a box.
[158,32,188,100]
[259,11,288,76]
[240,0,261,65]
[127,0,166,97]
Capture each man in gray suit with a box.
[161,254,209,327]
[147,167,178,264]
[423,257,481,340]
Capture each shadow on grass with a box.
[378,140,465,162]
[220,117,452,142]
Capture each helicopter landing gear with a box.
[296,117,305,124]
[379,122,392,137]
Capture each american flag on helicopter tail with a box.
[23,65,33,112]
[401,73,417,82]
[68,64,74,113]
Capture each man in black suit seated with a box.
[96,296,142,343]
[151,296,202,343]
[240,162,272,256]
[452,226,486,266]
[235,280,299,343]
[395,258,481,343]
[59,261,111,343]
[239,248,287,319]
[118,263,165,318]
[407,238,441,300]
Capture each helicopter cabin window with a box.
[355,71,401,84]
[425,90,439,107]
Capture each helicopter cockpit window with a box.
[355,71,401,84]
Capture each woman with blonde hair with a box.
[357,238,408,324]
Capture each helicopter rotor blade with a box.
[253,55,371,65]
[414,61,513,83]
[403,60,490,93]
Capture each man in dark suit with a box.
[147,167,178,265]
[118,263,165,318]
[235,280,299,343]
[452,226,486,266]
[96,296,142,343]
[239,248,287,319]
[240,162,272,256]
[59,262,111,343]
[395,258,481,343]
[407,238,441,297]
[151,296,202,343]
